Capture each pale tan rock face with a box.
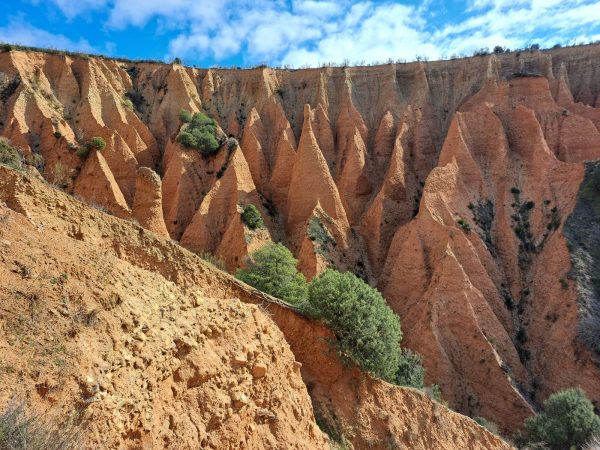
[132,166,169,237]
[286,105,349,238]
[2,45,600,433]
[180,146,272,270]
[73,150,131,219]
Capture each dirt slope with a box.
[0,166,509,449]
[0,167,327,449]
[1,44,600,430]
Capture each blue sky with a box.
[1,0,600,67]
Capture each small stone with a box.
[232,393,249,408]
[134,331,146,341]
[233,354,247,365]
[132,341,143,353]
[97,361,111,373]
[252,363,267,378]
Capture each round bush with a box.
[307,269,401,382]
[226,137,239,150]
[524,388,600,450]
[177,111,221,156]
[0,138,23,171]
[241,204,264,230]
[192,129,219,155]
[178,131,197,149]
[89,137,106,151]
[396,349,425,388]
[179,109,192,123]
[191,112,215,128]
[236,243,307,304]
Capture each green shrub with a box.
[236,243,307,303]
[192,129,219,155]
[53,130,62,139]
[524,388,600,450]
[395,349,425,388]
[179,109,193,123]
[191,112,216,129]
[121,98,134,111]
[76,146,90,160]
[306,269,401,382]
[199,252,226,271]
[457,218,471,232]
[26,153,44,172]
[177,112,221,156]
[88,137,106,151]
[241,204,264,230]
[0,138,24,171]
[178,131,197,148]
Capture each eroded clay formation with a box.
[1,45,600,433]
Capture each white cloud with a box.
[162,0,600,66]
[434,0,600,57]
[293,0,342,17]
[281,3,438,66]
[30,0,108,19]
[107,0,230,29]
[0,19,95,52]
[26,0,600,66]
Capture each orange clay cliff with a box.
[1,43,600,448]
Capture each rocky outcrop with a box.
[131,166,169,237]
[180,146,272,270]
[380,76,600,430]
[286,105,349,240]
[73,149,131,219]
[2,44,600,431]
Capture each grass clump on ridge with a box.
[0,402,83,450]
[76,136,106,160]
[199,252,226,271]
[0,138,24,171]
